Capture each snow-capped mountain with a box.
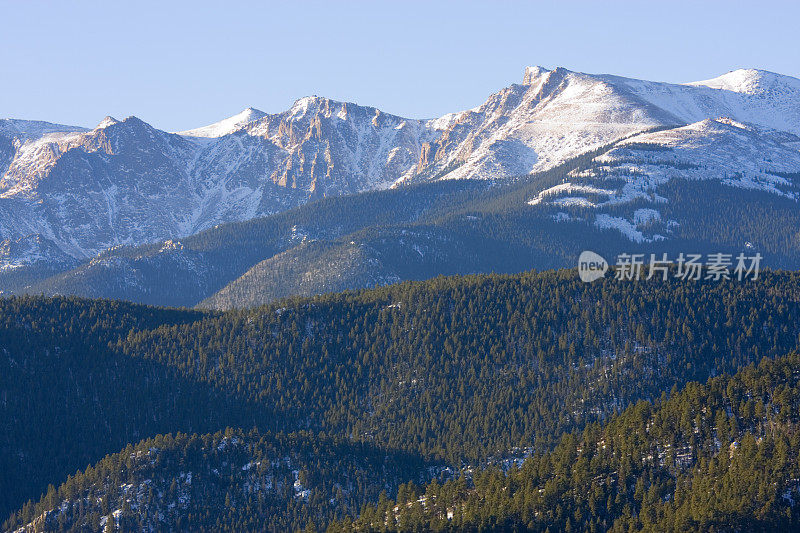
[413,66,800,181]
[177,107,267,137]
[529,118,800,243]
[0,101,436,267]
[1,66,799,270]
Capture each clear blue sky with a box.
[2,0,798,132]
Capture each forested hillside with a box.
[119,270,800,462]
[335,352,800,532]
[4,430,430,532]
[0,298,271,520]
[3,270,800,529]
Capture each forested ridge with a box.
[118,270,800,461]
[3,269,800,530]
[5,430,431,532]
[334,352,800,532]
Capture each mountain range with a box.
[2,66,800,307]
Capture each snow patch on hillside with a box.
[594,214,664,243]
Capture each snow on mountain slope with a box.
[0,119,88,183]
[689,68,800,96]
[409,66,677,182]
[414,66,800,182]
[177,107,267,137]
[0,118,87,141]
[600,68,800,137]
[0,116,201,263]
[0,100,437,268]
[243,96,439,191]
[528,118,800,242]
[1,66,799,270]
[588,118,800,198]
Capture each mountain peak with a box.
[522,66,552,84]
[236,107,267,121]
[95,116,120,129]
[288,95,334,118]
[121,115,146,124]
[177,107,267,138]
[688,68,800,95]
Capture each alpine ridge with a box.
[1,66,799,304]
